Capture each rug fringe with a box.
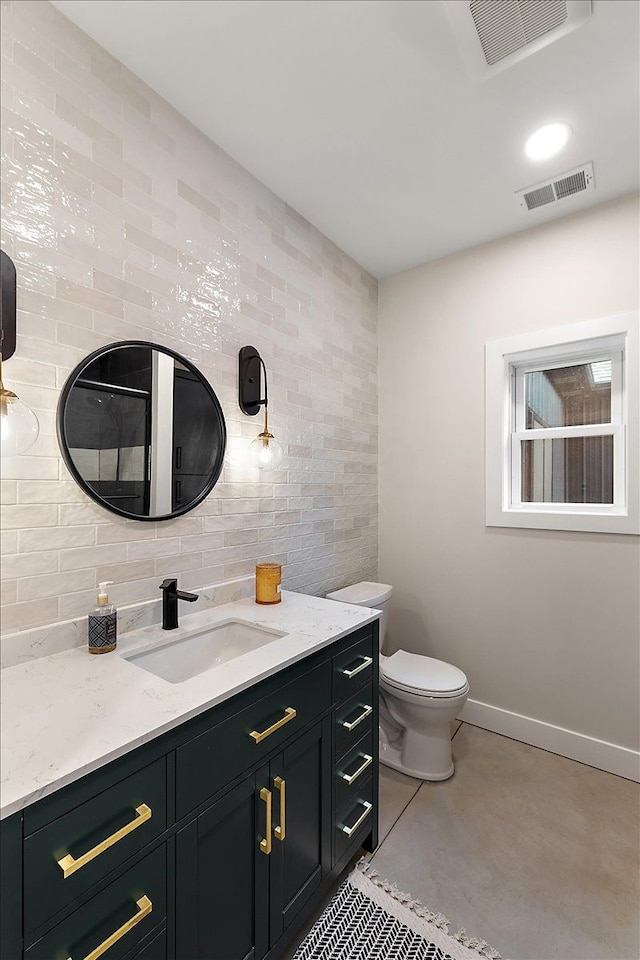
[454,929,503,960]
[355,859,503,959]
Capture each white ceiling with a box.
[52,0,639,278]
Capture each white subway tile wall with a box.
[0,0,378,638]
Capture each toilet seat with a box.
[381,650,468,698]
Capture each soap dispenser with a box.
[88,581,117,654]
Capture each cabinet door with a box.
[0,813,22,960]
[175,771,269,960]
[268,718,331,946]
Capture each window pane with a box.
[524,363,611,428]
[521,436,613,503]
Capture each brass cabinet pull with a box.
[259,787,272,855]
[341,800,372,837]
[250,707,297,743]
[274,776,286,841]
[65,894,152,960]
[340,753,373,785]
[341,656,373,679]
[57,804,152,878]
[341,704,372,732]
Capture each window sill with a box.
[487,506,638,535]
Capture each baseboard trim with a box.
[458,698,640,782]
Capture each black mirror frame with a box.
[57,340,227,522]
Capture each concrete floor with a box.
[285,723,640,960]
[370,724,640,960]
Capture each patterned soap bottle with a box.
[88,581,117,654]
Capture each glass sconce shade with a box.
[1,391,39,456]
[249,430,283,470]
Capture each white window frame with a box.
[486,313,639,534]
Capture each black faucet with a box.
[159,578,198,630]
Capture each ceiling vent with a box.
[444,1,592,81]
[516,162,595,211]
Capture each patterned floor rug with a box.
[291,860,504,960]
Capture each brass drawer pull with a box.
[341,801,372,837]
[250,707,297,743]
[341,656,373,679]
[341,753,373,785]
[274,776,286,841]
[341,704,372,732]
[259,787,272,855]
[57,804,152,879]
[65,894,152,960]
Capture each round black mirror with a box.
[57,341,226,521]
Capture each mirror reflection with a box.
[58,342,226,520]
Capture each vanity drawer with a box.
[335,729,374,813]
[25,844,166,959]
[334,685,374,759]
[334,776,374,864]
[176,660,331,818]
[125,926,166,959]
[24,758,166,935]
[333,630,375,704]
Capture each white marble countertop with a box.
[0,591,379,820]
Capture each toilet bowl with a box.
[326,581,469,781]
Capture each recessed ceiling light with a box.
[525,122,572,161]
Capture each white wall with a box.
[379,194,640,775]
[0,0,377,641]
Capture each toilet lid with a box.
[381,650,468,697]
[326,581,392,607]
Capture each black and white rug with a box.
[292,861,503,960]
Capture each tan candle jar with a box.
[255,563,282,604]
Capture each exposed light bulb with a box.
[0,356,40,457]
[525,122,571,161]
[249,432,283,470]
[248,407,283,470]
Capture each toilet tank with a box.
[326,581,392,648]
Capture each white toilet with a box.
[326,581,469,781]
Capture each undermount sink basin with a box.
[124,619,287,683]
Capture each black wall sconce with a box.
[1,251,16,361]
[238,345,283,469]
[0,249,39,456]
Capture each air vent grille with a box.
[470,0,568,65]
[554,169,587,199]
[524,184,556,210]
[517,163,595,211]
[444,1,591,81]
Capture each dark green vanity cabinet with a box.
[0,622,379,960]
